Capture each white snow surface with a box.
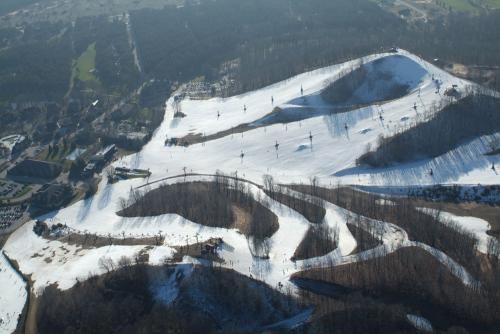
[0,252,27,334]
[65,148,87,161]
[418,208,494,254]
[2,50,493,329]
[152,263,194,305]
[4,221,176,295]
[407,314,433,332]
[350,55,427,104]
[109,49,496,188]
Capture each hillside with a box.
[2,50,499,333]
[321,54,427,106]
[357,94,500,167]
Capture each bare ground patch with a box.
[44,232,164,249]
[167,123,255,147]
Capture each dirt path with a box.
[124,12,143,76]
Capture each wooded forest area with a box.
[2,0,499,105]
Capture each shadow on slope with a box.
[169,54,429,146]
[251,54,428,127]
[321,54,427,106]
[357,94,500,167]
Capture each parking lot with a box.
[0,205,27,230]
[0,180,30,200]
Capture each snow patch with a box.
[407,314,433,332]
[151,263,193,305]
[375,198,396,206]
[295,143,311,152]
[66,148,87,161]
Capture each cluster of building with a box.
[0,142,118,216]
[3,159,74,212]
[96,113,152,151]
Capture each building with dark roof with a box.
[7,159,62,180]
[80,145,116,179]
[31,183,73,210]
[92,144,116,163]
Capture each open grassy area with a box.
[484,0,500,8]
[33,145,73,174]
[72,42,98,83]
[439,0,477,11]
[437,0,500,11]
[36,146,70,163]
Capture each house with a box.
[93,144,116,162]
[444,86,460,98]
[81,145,116,178]
[81,162,97,178]
[203,243,218,255]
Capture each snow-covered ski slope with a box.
[2,50,498,332]
[125,49,498,187]
[0,252,27,334]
